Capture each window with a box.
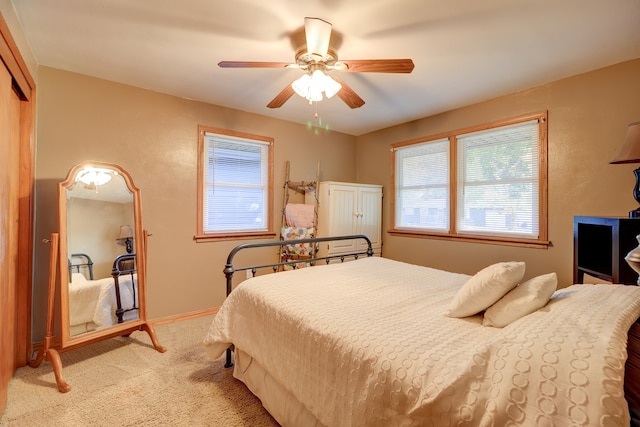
[391,112,548,248]
[395,138,450,231]
[196,126,274,241]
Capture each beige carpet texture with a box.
[0,315,279,426]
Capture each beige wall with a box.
[33,67,357,340]
[68,198,134,279]
[356,58,640,286]
[27,58,640,340]
[0,3,37,80]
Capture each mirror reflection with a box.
[65,166,140,337]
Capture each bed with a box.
[68,253,139,335]
[204,235,640,426]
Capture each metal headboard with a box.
[222,234,374,367]
[68,253,94,280]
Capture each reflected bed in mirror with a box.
[68,253,139,337]
[65,167,140,337]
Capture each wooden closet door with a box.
[0,60,20,414]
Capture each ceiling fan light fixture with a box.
[77,167,113,187]
[292,73,311,98]
[310,69,326,89]
[291,70,342,102]
[323,75,342,99]
[307,87,323,102]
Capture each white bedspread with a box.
[69,274,138,328]
[204,257,640,426]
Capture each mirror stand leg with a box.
[45,349,71,393]
[141,323,167,353]
[28,343,71,392]
[37,232,70,392]
[28,347,45,368]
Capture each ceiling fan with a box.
[218,17,415,109]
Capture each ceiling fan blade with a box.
[266,84,295,108]
[304,17,332,58]
[218,61,293,69]
[338,59,415,73]
[330,76,365,109]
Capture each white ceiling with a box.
[11,0,640,136]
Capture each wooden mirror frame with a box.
[31,161,165,393]
[59,161,147,347]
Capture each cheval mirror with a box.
[32,161,166,392]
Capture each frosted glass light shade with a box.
[291,70,342,102]
[323,75,341,98]
[292,74,311,98]
[77,168,112,186]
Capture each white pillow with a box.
[447,261,525,318]
[71,272,87,283]
[483,272,557,328]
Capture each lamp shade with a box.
[610,121,640,164]
[117,225,133,240]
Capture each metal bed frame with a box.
[111,253,138,324]
[68,252,94,280]
[217,235,640,422]
[222,234,374,368]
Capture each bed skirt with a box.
[233,348,322,427]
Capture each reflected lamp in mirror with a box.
[610,121,640,218]
[116,224,134,254]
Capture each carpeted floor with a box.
[0,315,279,426]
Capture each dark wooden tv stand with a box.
[573,216,640,285]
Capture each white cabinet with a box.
[308,181,383,257]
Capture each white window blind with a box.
[203,132,269,234]
[394,138,450,231]
[456,120,539,238]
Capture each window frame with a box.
[195,125,275,242]
[390,111,549,248]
